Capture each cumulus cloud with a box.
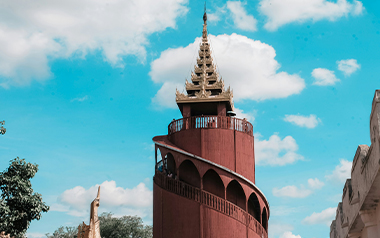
[270,206,301,216]
[254,133,303,166]
[226,1,257,31]
[303,207,336,226]
[269,223,294,237]
[273,185,312,198]
[326,159,352,183]
[234,108,255,122]
[280,231,302,238]
[337,59,361,76]
[308,178,324,189]
[284,114,321,128]
[312,68,340,86]
[273,178,324,198]
[53,180,153,220]
[259,0,364,31]
[26,233,45,238]
[0,0,188,88]
[150,34,305,108]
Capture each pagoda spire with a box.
[175,10,234,116]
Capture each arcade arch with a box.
[179,160,201,188]
[226,180,246,210]
[248,192,261,222]
[262,208,268,231]
[202,169,224,198]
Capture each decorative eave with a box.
[185,82,225,91]
[175,12,234,112]
[176,87,234,108]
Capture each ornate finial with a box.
[203,2,207,23]
[96,186,100,199]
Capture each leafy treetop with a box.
[0,157,49,238]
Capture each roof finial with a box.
[96,186,100,199]
[203,1,207,23]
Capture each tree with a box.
[46,213,152,238]
[45,226,77,238]
[0,120,5,135]
[99,213,152,238]
[0,158,49,238]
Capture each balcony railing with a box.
[168,116,253,136]
[154,171,267,238]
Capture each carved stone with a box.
[77,187,101,238]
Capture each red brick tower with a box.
[153,12,270,238]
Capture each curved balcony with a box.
[154,171,268,238]
[168,116,253,136]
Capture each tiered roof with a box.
[176,12,234,111]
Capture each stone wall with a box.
[330,90,380,238]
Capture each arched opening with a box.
[164,153,176,177]
[156,148,164,172]
[202,169,224,198]
[262,208,268,232]
[226,180,246,210]
[248,192,261,222]
[179,160,201,188]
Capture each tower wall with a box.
[169,128,255,183]
[153,136,269,238]
[153,183,200,238]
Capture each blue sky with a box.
[0,0,379,237]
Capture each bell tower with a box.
[153,12,270,238]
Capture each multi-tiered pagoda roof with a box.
[176,12,234,115]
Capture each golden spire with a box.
[175,10,234,111]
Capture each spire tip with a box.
[203,1,207,23]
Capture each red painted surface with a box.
[217,103,226,116]
[169,125,255,182]
[153,115,269,238]
[154,183,200,238]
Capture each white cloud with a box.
[71,95,89,102]
[150,34,305,108]
[326,159,352,183]
[207,13,221,23]
[26,233,46,238]
[273,185,312,198]
[0,0,188,87]
[302,207,336,226]
[337,59,361,76]
[312,68,340,86]
[259,0,364,31]
[254,133,303,166]
[49,203,70,212]
[273,177,324,198]
[226,1,257,31]
[280,231,302,238]
[269,223,294,237]
[234,108,255,122]
[56,180,153,220]
[284,114,321,128]
[308,178,324,189]
[270,206,300,216]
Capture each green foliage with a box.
[99,213,152,238]
[0,157,49,238]
[46,213,152,238]
[45,226,78,238]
